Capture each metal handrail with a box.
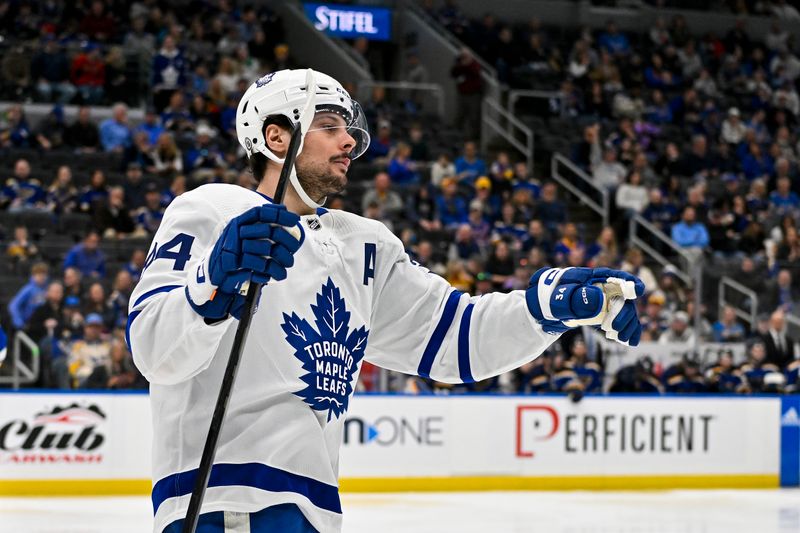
[480,98,533,171]
[718,276,758,329]
[550,153,609,228]
[356,80,446,118]
[0,330,40,389]
[507,89,562,119]
[628,214,694,286]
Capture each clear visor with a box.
[307,99,371,160]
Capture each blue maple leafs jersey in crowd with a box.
[127,183,559,533]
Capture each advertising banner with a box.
[0,392,791,494]
[303,3,392,41]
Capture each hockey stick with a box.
[182,73,315,533]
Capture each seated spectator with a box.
[454,141,486,184]
[62,267,84,301]
[362,172,403,222]
[26,280,64,343]
[124,249,146,283]
[762,268,800,313]
[68,313,111,388]
[63,231,106,278]
[94,186,135,238]
[712,305,747,343]
[662,358,707,393]
[99,103,132,152]
[521,219,551,256]
[553,222,585,262]
[493,202,527,242]
[82,282,113,329]
[720,107,746,145]
[108,270,133,329]
[705,350,745,393]
[615,170,649,216]
[78,170,110,214]
[152,36,188,112]
[448,224,480,261]
[134,183,165,235]
[430,152,456,188]
[31,36,76,104]
[444,259,474,293]
[436,177,468,229]
[740,340,782,393]
[185,123,225,179]
[160,91,194,133]
[387,142,420,185]
[608,356,663,393]
[741,142,773,181]
[135,107,165,146]
[80,0,116,42]
[8,262,49,330]
[2,159,46,212]
[472,177,501,221]
[770,176,800,213]
[0,104,33,149]
[536,182,567,235]
[70,42,105,104]
[365,120,393,164]
[151,132,183,177]
[762,309,796,368]
[598,21,631,56]
[107,338,145,389]
[467,201,491,249]
[659,310,696,345]
[407,124,430,162]
[671,206,709,250]
[6,226,39,270]
[586,226,618,266]
[485,240,515,290]
[65,106,100,152]
[161,175,187,207]
[592,147,627,191]
[406,184,440,233]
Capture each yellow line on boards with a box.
[339,474,779,492]
[0,479,152,496]
[0,474,778,496]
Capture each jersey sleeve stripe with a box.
[151,462,342,516]
[457,303,475,383]
[417,289,462,378]
[132,284,183,308]
[125,310,141,352]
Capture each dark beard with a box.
[294,153,347,201]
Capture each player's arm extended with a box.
[126,192,236,385]
[365,230,642,384]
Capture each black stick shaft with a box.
[182,124,303,533]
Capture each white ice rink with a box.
[2,490,800,533]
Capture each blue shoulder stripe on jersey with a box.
[132,284,182,308]
[316,207,328,216]
[256,191,275,203]
[125,310,141,352]
[151,462,342,516]
[458,303,475,383]
[417,290,462,378]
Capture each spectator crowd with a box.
[1,0,798,396]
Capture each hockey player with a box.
[128,69,645,533]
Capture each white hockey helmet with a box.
[236,68,370,165]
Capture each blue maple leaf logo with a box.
[281,278,369,421]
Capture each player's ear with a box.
[264,123,290,158]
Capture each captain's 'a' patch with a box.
[281,278,369,421]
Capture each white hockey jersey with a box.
[127,183,558,532]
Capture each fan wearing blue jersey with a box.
[127,69,645,533]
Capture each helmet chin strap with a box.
[255,69,325,210]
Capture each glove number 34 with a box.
[554,286,566,301]
[143,233,195,272]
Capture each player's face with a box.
[295,112,356,200]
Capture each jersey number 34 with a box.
[143,233,195,272]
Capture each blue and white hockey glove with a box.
[525,267,645,346]
[186,204,303,320]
